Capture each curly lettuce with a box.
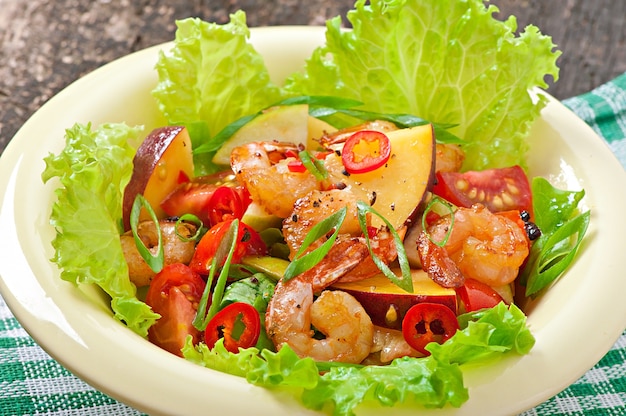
[183,303,533,415]
[152,12,284,174]
[284,0,560,170]
[42,123,159,337]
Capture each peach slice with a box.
[122,126,194,230]
[325,124,436,230]
[331,268,457,330]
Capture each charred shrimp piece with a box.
[120,218,197,287]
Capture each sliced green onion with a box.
[194,95,462,155]
[298,150,328,181]
[194,113,257,154]
[283,207,347,281]
[308,106,463,144]
[193,219,240,330]
[174,214,205,242]
[130,194,164,273]
[422,196,456,247]
[356,200,412,292]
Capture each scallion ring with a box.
[130,194,164,273]
[298,150,328,181]
[356,200,412,292]
[421,195,455,247]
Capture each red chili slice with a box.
[402,302,459,355]
[207,186,244,227]
[341,130,391,174]
[204,302,261,353]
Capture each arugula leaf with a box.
[521,177,590,297]
[42,123,159,337]
[284,0,560,170]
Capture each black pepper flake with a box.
[291,214,298,222]
[520,210,531,222]
[342,169,351,177]
[335,150,341,156]
[519,210,541,240]
[390,203,395,211]
[370,191,377,206]
[335,182,347,190]
[525,222,542,241]
[313,200,320,208]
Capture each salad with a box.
[41,0,590,415]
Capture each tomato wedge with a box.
[456,278,504,313]
[204,302,261,353]
[145,263,206,356]
[160,172,250,227]
[402,302,459,355]
[188,219,267,275]
[432,165,533,216]
[341,130,391,174]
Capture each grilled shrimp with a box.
[282,189,362,259]
[435,143,465,173]
[230,141,321,218]
[266,266,374,363]
[370,325,421,363]
[418,204,529,288]
[283,188,404,283]
[120,219,197,287]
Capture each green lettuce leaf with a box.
[284,0,560,170]
[42,123,159,337]
[183,303,532,416]
[152,13,283,174]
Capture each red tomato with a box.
[432,165,533,216]
[204,302,261,353]
[341,130,391,174]
[160,172,250,227]
[402,302,459,355]
[188,219,267,275]
[145,263,206,357]
[456,278,505,313]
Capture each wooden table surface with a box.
[0,0,624,153]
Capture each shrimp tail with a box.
[417,231,465,288]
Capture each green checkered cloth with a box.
[2,75,626,416]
